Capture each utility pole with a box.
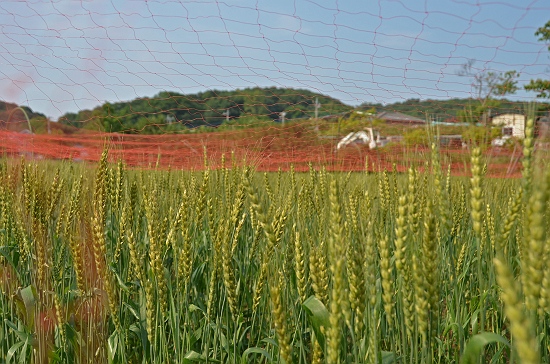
[314,97,320,120]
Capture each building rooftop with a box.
[376,111,425,123]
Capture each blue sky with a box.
[0,0,548,120]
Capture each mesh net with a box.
[0,0,548,175]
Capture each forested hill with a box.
[58,87,349,133]
[360,98,550,122]
[16,92,550,135]
[0,102,45,127]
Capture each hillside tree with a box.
[524,20,550,98]
[457,59,519,124]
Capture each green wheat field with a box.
[1,121,549,363]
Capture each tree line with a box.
[58,87,349,134]
[360,98,550,123]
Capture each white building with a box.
[491,113,525,138]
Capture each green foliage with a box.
[460,333,510,364]
[221,115,272,127]
[525,20,550,98]
[525,79,550,99]
[371,118,386,127]
[457,99,501,124]
[322,112,387,136]
[359,97,533,122]
[0,102,45,120]
[403,127,430,146]
[456,60,520,125]
[493,70,520,96]
[28,117,48,133]
[535,19,550,44]
[302,295,330,348]
[0,147,549,363]
[461,125,501,146]
[457,60,519,101]
[58,87,349,134]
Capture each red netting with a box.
[0,125,527,178]
[0,0,548,175]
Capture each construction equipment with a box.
[336,128,388,150]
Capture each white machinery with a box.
[336,128,388,150]
[492,135,512,147]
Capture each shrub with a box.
[461,125,502,146]
[403,128,430,146]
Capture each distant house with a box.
[376,111,425,124]
[491,113,525,138]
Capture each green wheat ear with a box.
[1,133,549,364]
[470,147,483,240]
[494,255,540,364]
[327,179,346,364]
[270,271,292,364]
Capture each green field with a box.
[0,123,549,363]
